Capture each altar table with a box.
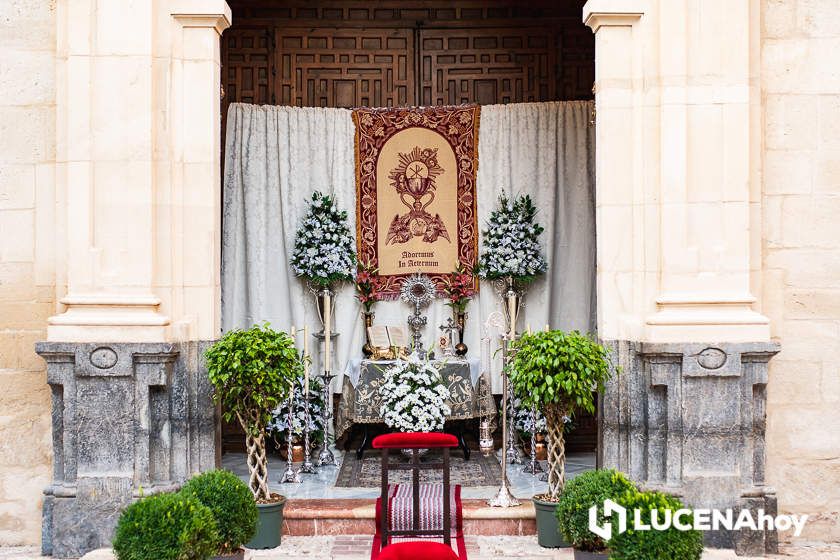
[336,358,496,459]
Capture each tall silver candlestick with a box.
[317,370,338,466]
[522,405,543,475]
[299,358,316,474]
[489,333,521,508]
[506,383,523,464]
[280,393,301,483]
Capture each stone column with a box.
[50,0,169,343]
[49,0,230,343]
[585,0,778,554]
[38,1,230,556]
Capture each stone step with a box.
[283,498,537,536]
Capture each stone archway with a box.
[35,0,779,556]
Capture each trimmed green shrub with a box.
[113,491,219,560]
[556,469,636,552]
[608,489,704,560]
[181,470,258,554]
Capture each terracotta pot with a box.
[278,441,317,462]
[522,436,548,461]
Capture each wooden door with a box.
[419,28,558,106]
[275,29,414,107]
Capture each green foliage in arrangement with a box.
[608,489,704,560]
[180,470,258,554]
[112,492,219,560]
[204,323,302,439]
[555,469,637,552]
[509,330,613,414]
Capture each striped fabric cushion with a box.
[381,482,461,532]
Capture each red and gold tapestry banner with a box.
[353,105,480,299]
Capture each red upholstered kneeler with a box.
[377,541,460,560]
[370,432,466,560]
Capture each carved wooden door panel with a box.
[275,29,415,107]
[419,28,558,106]
[222,27,275,106]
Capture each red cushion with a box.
[378,541,459,560]
[372,432,459,449]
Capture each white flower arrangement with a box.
[479,192,547,281]
[510,396,573,437]
[267,376,325,444]
[290,191,356,286]
[378,354,452,433]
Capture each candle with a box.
[527,324,532,335]
[304,325,310,398]
[323,290,331,372]
[545,324,549,332]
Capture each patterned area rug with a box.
[335,449,503,488]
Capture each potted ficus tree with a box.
[509,330,614,548]
[204,323,303,550]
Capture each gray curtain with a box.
[222,101,595,391]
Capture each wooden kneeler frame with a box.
[370,432,466,559]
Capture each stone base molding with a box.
[599,341,780,555]
[36,342,218,558]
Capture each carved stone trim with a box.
[35,341,217,558]
[600,340,780,554]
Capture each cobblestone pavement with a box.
[2,539,840,559]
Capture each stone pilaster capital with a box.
[171,0,232,35]
[583,0,644,32]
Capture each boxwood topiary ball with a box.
[181,469,258,554]
[112,491,219,560]
[608,489,704,560]
[556,468,637,552]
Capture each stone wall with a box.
[761,0,840,542]
[0,0,57,547]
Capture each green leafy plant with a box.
[608,489,704,560]
[181,470,258,554]
[204,323,303,501]
[555,469,636,553]
[112,491,219,560]
[509,330,613,501]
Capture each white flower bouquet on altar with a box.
[378,354,452,433]
[478,192,547,282]
[290,191,356,287]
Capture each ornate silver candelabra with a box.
[496,277,524,465]
[317,370,338,466]
[280,393,301,483]
[489,331,521,508]
[522,405,543,475]
[299,359,316,474]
